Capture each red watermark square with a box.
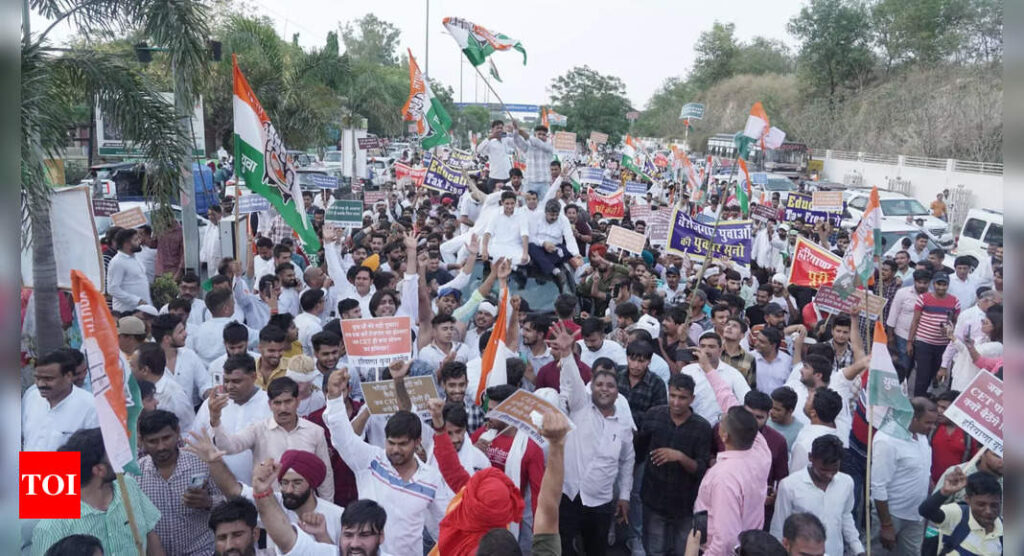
[20,452,81,519]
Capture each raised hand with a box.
[325,367,350,401]
[941,465,968,496]
[298,512,329,542]
[208,390,230,427]
[466,234,480,257]
[403,231,417,250]
[252,458,279,493]
[496,258,512,280]
[538,409,570,445]
[427,397,445,429]
[389,359,411,380]
[545,321,576,358]
[183,428,227,463]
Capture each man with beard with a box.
[436,362,485,433]
[160,271,207,325]
[528,199,580,284]
[138,410,220,555]
[769,274,798,324]
[894,250,915,286]
[151,314,211,407]
[322,369,453,556]
[106,227,152,312]
[907,273,961,397]
[31,428,163,555]
[275,263,302,317]
[208,497,260,556]
[22,349,99,451]
[680,332,751,426]
[578,245,630,317]
[551,322,635,556]
[657,266,686,306]
[745,284,773,327]
[424,399,492,476]
[211,376,334,501]
[131,342,196,431]
[188,288,259,365]
[463,301,498,359]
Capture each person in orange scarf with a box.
[426,398,526,556]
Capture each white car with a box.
[750,173,799,204]
[96,202,209,238]
[322,150,343,171]
[843,189,953,247]
[955,208,1002,258]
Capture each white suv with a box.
[956,209,1002,257]
[843,189,953,247]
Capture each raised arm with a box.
[323,368,380,470]
[183,428,242,498]
[533,410,571,536]
[428,398,471,492]
[390,360,412,412]
[552,322,588,413]
[252,459,300,553]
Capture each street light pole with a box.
[424,0,429,78]
[173,60,199,277]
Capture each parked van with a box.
[956,209,1002,257]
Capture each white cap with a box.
[135,304,159,317]
[771,273,788,286]
[628,314,661,338]
[477,301,498,317]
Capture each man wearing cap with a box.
[286,355,326,418]
[118,315,149,357]
[462,299,498,359]
[528,199,581,284]
[907,273,961,397]
[658,266,686,306]
[107,228,153,312]
[769,274,798,323]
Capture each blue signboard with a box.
[454,102,541,113]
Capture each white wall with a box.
[818,151,1004,213]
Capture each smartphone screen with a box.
[692,510,708,543]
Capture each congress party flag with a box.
[72,270,142,475]
[443,17,526,74]
[743,101,770,140]
[402,49,452,150]
[833,186,882,298]
[866,322,914,440]
[476,285,512,405]
[233,55,320,253]
[547,109,567,126]
[621,135,653,182]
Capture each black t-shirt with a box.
[746,304,767,327]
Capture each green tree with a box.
[341,13,401,66]
[689,22,740,89]
[734,37,795,75]
[549,65,632,145]
[23,0,210,355]
[788,0,875,106]
[634,77,696,140]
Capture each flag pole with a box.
[117,473,145,554]
[469,63,514,121]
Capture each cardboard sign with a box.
[393,162,425,185]
[788,236,841,288]
[92,198,121,217]
[421,153,470,195]
[238,195,271,214]
[607,225,647,254]
[943,372,1003,457]
[667,209,752,265]
[357,137,381,150]
[587,188,625,219]
[360,376,440,417]
[363,190,386,206]
[784,192,843,227]
[553,131,577,152]
[813,286,887,320]
[109,206,147,228]
[750,203,777,223]
[589,131,609,144]
[486,389,572,446]
[340,316,412,367]
[325,200,364,228]
[630,205,671,245]
[624,181,647,197]
[812,191,844,212]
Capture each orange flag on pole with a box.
[475,285,510,405]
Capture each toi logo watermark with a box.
[20,452,81,519]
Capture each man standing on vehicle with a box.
[513,122,554,199]
[477,120,514,193]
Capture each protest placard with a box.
[360,376,440,417]
[340,316,412,367]
[578,167,605,187]
[750,203,777,223]
[813,286,887,320]
[942,372,1003,457]
[589,131,609,144]
[788,237,842,288]
[624,181,647,197]
[607,225,647,254]
[588,188,625,219]
[553,131,577,152]
[92,198,120,217]
[357,137,381,150]
[812,191,844,212]
[362,190,386,206]
[667,209,752,265]
[445,149,475,170]
[110,206,147,228]
[325,200,364,228]
[679,102,705,120]
[645,209,672,245]
[301,172,339,189]
[421,154,470,195]
[486,389,572,446]
[596,177,621,195]
[237,194,271,214]
[784,192,843,227]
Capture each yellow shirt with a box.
[931,199,947,218]
[254,357,289,390]
[936,503,1002,556]
[283,340,303,359]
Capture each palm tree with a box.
[22,0,210,355]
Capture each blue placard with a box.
[750,172,768,186]
[238,195,271,214]
[783,192,844,227]
[303,173,340,189]
[421,153,470,195]
[625,181,647,197]
[578,167,605,186]
[596,177,620,195]
[668,210,752,265]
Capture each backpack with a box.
[939,502,1002,556]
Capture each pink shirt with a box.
[696,368,772,556]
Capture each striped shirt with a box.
[914,293,961,346]
[31,475,161,556]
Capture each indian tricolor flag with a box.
[735,158,752,214]
[866,322,914,439]
[443,17,526,72]
[742,101,787,149]
[233,55,320,253]
[475,285,514,405]
[402,49,452,150]
[834,186,882,298]
[72,270,142,475]
[621,135,653,181]
[547,109,567,127]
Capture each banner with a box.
[942,372,1003,457]
[667,210,752,265]
[325,200,364,228]
[301,172,340,189]
[679,102,705,120]
[588,188,625,219]
[363,190,387,206]
[553,131,577,152]
[624,181,647,197]
[578,167,604,187]
[486,389,572,447]
[421,153,470,195]
[445,149,476,170]
[813,286,887,320]
[238,194,271,214]
[589,131,609,144]
[361,376,440,418]
[72,270,142,475]
[394,162,427,186]
[340,316,412,367]
[784,192,843,227]
[20,186,104,291]
[357,137,381,150]
[607,225,647,254]
[788,236,842,288]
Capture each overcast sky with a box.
[37,0,807,108]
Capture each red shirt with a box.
[470,426,545,516]
[930,424,978,483]
[546,318,582,341]
[307,400,363,507]
[535,355,591,391]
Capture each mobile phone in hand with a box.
[692,510,708,544]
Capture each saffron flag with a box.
[233,55,320,253]
[743,101,770,140]
[402,49,453,150]
[72,270,142,475]
[476,285,511,405]
[443,17,527,72]
[540,107,549,128]
[866,322,914,439]
[834,186,882,298]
